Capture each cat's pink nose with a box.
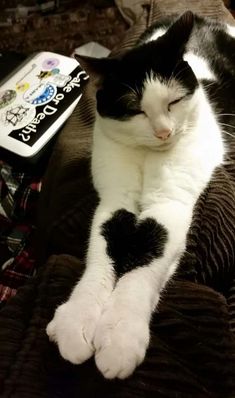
[155,129,172,140]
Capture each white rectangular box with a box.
[0,51,89,158]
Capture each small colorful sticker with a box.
[24,83,56,106]
[2,103,36,130]
[51,74,71,88]
[51,68,60,75]
[16,82,30,92]
[37,69,60,80]
[42,58,60,70]
[37,70,53,80]
[0,90,16,109]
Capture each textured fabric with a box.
[1,1,235,397]
[115,0,149,25]
[151,0,234,22]
[0,3,128,55]
[0,255,235,398]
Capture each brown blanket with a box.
[0,1,235,397]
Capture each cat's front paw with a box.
[46,298,102,365]
[94,306,150,379]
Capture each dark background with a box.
[0,0,128,55]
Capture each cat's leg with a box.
[46,133,142,365]
[94,200,193,379]
[46,201,133,364]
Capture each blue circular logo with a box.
[24,83,56,106]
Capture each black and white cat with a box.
[47,12,235,379]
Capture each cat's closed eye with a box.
[128,109,146,116]
[168,96,185,111]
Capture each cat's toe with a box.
[95,343,146,379]
[94,312,150,379]
[46,300,101,364]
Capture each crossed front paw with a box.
[94,305,150,379]
[46,298,102,365]
[47,296,150,379]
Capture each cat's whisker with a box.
[218,78,233,90]
[219,122,235,129]
[173,66,191,82]
[217,113,235,117]
[221,130,235,138]
[202,81,216,89]
[121,83,139,99]
[116,93,130,104]
[203,78,232,94]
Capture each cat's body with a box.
[47,12,235,379]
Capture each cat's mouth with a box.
[153,133,179,151]
[155,141,175,151]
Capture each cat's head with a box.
[77,11,199,150]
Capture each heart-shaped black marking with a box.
[101,209,168,276]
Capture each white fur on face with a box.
[141,76,198,140]
[98,28,220,152]
[98,76,199,151]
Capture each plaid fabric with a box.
[0,161,41,304]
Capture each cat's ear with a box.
[163,11,195,56]
[74,54,120,79]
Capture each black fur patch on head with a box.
[96,42,198,120]
[101,209,168,276]
[93,12,197,121]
